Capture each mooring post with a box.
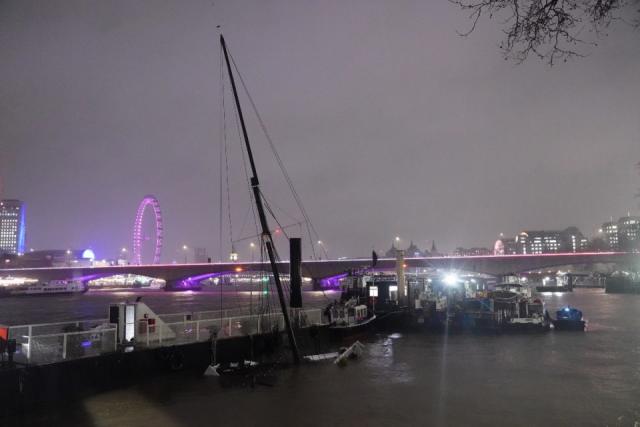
[396,250,406,306]
[290,237,303,309]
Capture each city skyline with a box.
[2,1,639,261]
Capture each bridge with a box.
[1,252,637,290]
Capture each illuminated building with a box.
[494,238,518,255]
[601,221,619,250]
[515,227,587,254]
[602,216,640,251]
[618,216,640,251]
[0,199,26,255]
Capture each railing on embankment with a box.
[4,307,323,366]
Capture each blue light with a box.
[564,307,570,312]
[82,249,96,260]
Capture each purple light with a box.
[132,195,163,265]
[177,272,228,289]
[81,340,92,348]
[320,273,348,288]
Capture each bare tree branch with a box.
[451,0,640,65]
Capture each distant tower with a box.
[0,199,26,255]
[430,240,438,254]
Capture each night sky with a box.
[1,1,639,262]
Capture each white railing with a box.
[137,308,323,348]
[3,308,324,365]
[18,325,117,365]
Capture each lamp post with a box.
[182,245,189,263]
[249,242,256,262]
[317,240,327,260]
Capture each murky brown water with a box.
[4,289,640,426]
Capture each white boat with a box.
[326,298,377,339]
[0,280,87,297]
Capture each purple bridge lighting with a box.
[1,252,638,291]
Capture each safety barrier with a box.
[11,324,117,365]
[2,308,323,365]
[136,308,323,348]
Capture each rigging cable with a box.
[228,52,322,259]
[218,45,226,261]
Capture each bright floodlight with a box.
[81,249,96,260]
[443,273,459,286]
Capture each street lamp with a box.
[182,245,189,263]
[317,240,328,259]
[249,242,256,262]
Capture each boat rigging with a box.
[219,34,300,364]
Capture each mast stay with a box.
[219,34,300,364]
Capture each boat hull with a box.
[328,315,377,341]
[552,319,586,331]
[536,285,572,293]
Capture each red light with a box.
[275,229,281,234]
[403,263,407,268]
[235,267,243,272]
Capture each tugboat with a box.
[552,306,587,331]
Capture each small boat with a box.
[552,307,587,331]
[326,298,377,340]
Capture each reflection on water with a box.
[5,289,640,426]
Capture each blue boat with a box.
[553,307,587,331]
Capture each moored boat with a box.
[464,284,550,333]
[552,306,587,331]
[325,298,377,340]
[0,280,87,297]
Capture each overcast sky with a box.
[1,0,639,261]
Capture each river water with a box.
[4,289,640,426]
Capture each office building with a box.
[0,199,26,255]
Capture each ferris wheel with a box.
[132,195,163,265]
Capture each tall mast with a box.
[220,34,300,364]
